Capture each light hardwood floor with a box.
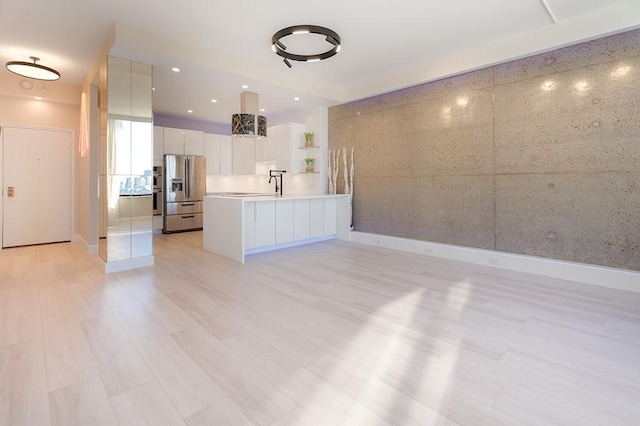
[1,231,640,425]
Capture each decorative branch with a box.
[333,149,339,194]
[349,146,355,202]
[342,147,349,196]
[327,149,333,194]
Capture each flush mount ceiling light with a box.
[271,25,341,68]
[6,56,60,81]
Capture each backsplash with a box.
[206,173,321,197]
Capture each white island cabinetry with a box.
[204,194,349,263]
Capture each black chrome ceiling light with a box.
[6,56,60,81]
[271,25,341,68]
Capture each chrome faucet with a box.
[268,170,287,197]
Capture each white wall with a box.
[0,73,81,248]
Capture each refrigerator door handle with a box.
[185,157,190,200]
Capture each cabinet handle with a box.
[181,215,195,219]
[181,203,195,206]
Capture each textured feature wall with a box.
[329,29,640,271]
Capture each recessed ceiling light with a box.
[211,99,217,103]
[294,97,300,101]
[152,87,156,91]
[242,84,248,89]
[35,96,42,100]
[19,80,33,90]
[260,108,265,112]
[172,67,180,72]
[187,109,193,113]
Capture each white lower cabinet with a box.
[244,197,341,253]
[205,195,348,263]
[254,201,275,247]
[243,201,256,249]
[323,197,337,235]
[275,200,294,244]
[310,198,324,238]
[293,199,310,240]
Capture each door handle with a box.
[181,215,195,219]
[7,186,14,197]
[181,203,195,206]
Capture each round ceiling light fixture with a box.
[271,25,341,68]
[6,56,60,81]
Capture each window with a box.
[111,118,153,196]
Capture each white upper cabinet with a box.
[255,135,276,163]
[163,127,184,154]
[220,136,232,175]
[203,133,220,174]
[153,126,164,163]
[184,130,204,155]
[272,123,305,173]
[255,133,276,175]
[255,136,267,163]
[204,133,233,175]
[163,127,204,155]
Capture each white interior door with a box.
[3,127,72,248]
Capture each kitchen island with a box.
[203,194,350,263]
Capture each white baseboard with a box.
[104,255,154,274]
[74,234,98,254]
[350,232,640,293]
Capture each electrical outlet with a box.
[488,257,499,265]
[423,248,433,254]
[374,239,381,245]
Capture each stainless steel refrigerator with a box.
[163,155,206,233]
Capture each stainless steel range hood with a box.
[231,91,267,137]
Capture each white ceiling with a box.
[1,0,639,126]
